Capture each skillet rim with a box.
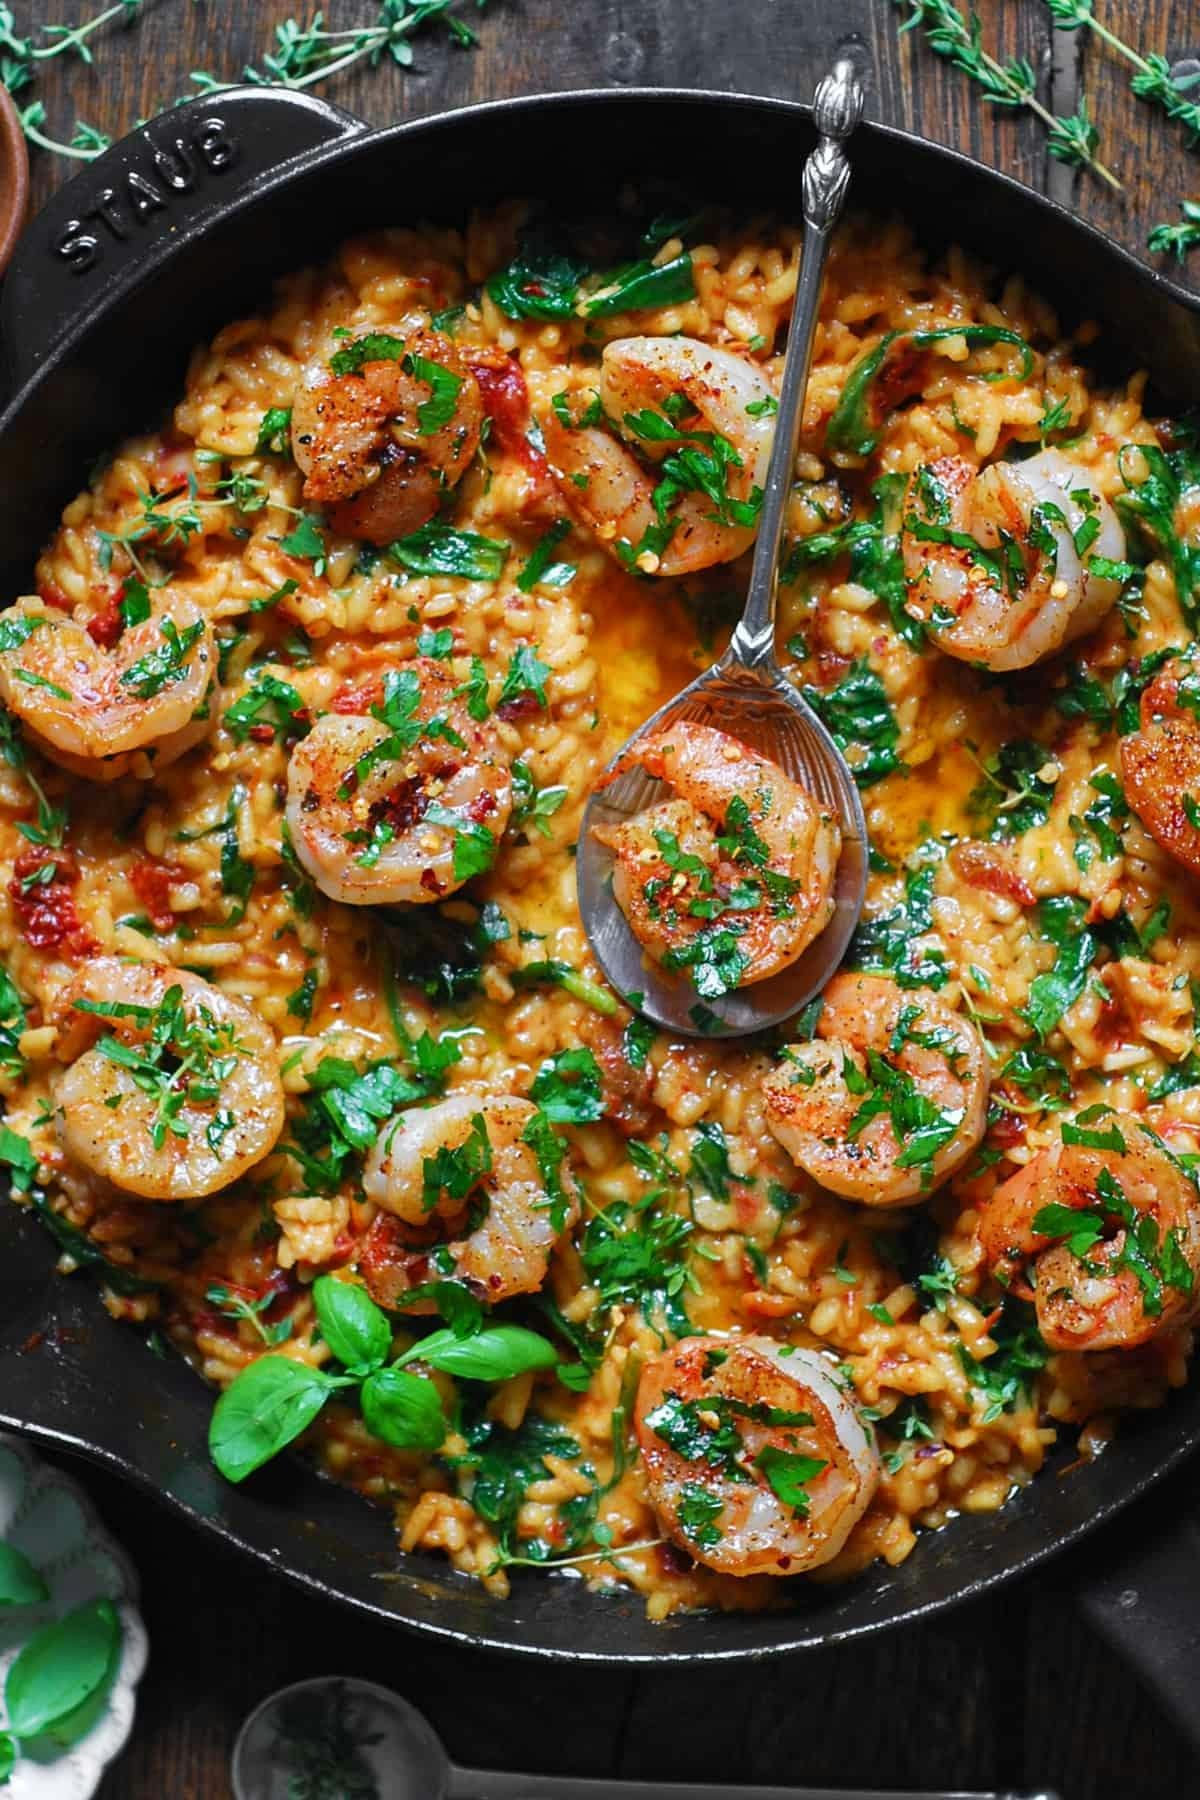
[2,81,1200,1663]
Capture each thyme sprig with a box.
[0,0,488,163]
[0,1,125,157]
[1148,201,1200,264]
[1045,0,1200,144]
[893,0,1122,190]
[188,0,487,98]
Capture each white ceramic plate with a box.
[0,1432,148,1797]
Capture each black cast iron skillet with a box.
[2,84,1200,1688]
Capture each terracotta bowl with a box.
[0,84,29,277]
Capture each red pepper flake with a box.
[129,858,180,934]
[462,788,498,823]
[248,723,276,744]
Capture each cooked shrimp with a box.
[540,335,776,576]
[362,1091,581,1304]
[51,958,285,1201]
[291,326,483,545]
[902,450,1126,671]
[285,656,512,907]
[0,593,214,782]
[978,1116,1200,1350]
[635,1335,880,1578]
[1121,653,1200,878]
[593,721,840,995]
[763,973,989,1205]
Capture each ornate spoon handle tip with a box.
[805,59,864,228]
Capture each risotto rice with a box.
[3,200,1198,1619]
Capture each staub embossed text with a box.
[54,117,239,274]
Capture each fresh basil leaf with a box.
[4,1597,119,1739]
[359,1367,447,1452]
[312,1275,391,1375]
[400,1324,558,1382]
[0,1542,48,1608]
[208,1356,338,1483]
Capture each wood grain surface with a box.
[8,1,1200,1796]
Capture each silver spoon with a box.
[230,1673,1060,1800]
[576,60,867,1039]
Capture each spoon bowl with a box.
[577,653,867,1036]
[577,59,867,1038]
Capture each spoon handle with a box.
[728,57,864,672]
[449,1770,1057,1800]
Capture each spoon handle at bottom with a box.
[448,1769,1059,1800]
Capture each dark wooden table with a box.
[10,0,1200,1794]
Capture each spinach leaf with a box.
[29,1190,160,1296]
[510,959,618,1015]
[487,231,589,320]
[584,251,695,316]
[0,966,27,1079]
[804,659,902,786]
[462,1413,595,1562]
[826,326,1035,458]
[782,474,919,648]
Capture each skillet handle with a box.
[1073,1449,1200,1750]
[0,85,366,393]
